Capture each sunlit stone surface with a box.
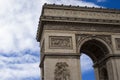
[36,4,120,80]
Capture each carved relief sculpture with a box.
[54,62,71,80]
[37,4,120,80]
[49,36,73,49]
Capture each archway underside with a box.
[80,39,109,63]
[80,39,109,80]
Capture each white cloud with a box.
[80,54,94,73]
[0,0,41,54]
[0,62,40,80]
[0,54,39,64]
[0,54,40,80]
[0,0,99,54]
[97,0,106,2]
[0,0,99,80]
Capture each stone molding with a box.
[43,23,120,33]
[44,32,77,53]
[42,4,120,25]
[41,16,120,24]
[36,4,120,42]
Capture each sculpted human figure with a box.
[54,62,71,80]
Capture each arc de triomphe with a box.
[36,4,120,80]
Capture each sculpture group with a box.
[54,62,70,80]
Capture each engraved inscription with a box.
[54,62,71,80]
[115,38,120,50]
[49,36,73,49]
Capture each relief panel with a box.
[44,31,77,53]
[54,62,71,80]
[49,36,73,49]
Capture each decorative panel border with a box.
[49,36,73,49]
[44,31,77,53]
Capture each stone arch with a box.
[78,37,111,80]
[37,4,120,80]
[78,37,112,59]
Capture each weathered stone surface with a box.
[36,4,120,80]
[44,8,120,20]
[43,31,77,54]
[49,36,73,49]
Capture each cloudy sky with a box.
[0,0,120,80]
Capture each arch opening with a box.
[80,39,109,63]
[80,54,96,80]
[80,39,109,80]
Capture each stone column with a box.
[113,58,120,80]
[94,67,100,80]
[106,58,120,80]
[43,55,81,80]
[110,35,120,80]
[40,31,82,80]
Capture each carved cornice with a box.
[41,16,120,25]
[43,3,120,13]
[36,4,120,42]
[36,16,120,42]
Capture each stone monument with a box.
[36,4,120,80]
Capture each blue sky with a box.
[0,0,120,80]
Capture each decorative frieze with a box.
[44,9,120,20]
[44,23,120,33]
[49,36,73,49]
